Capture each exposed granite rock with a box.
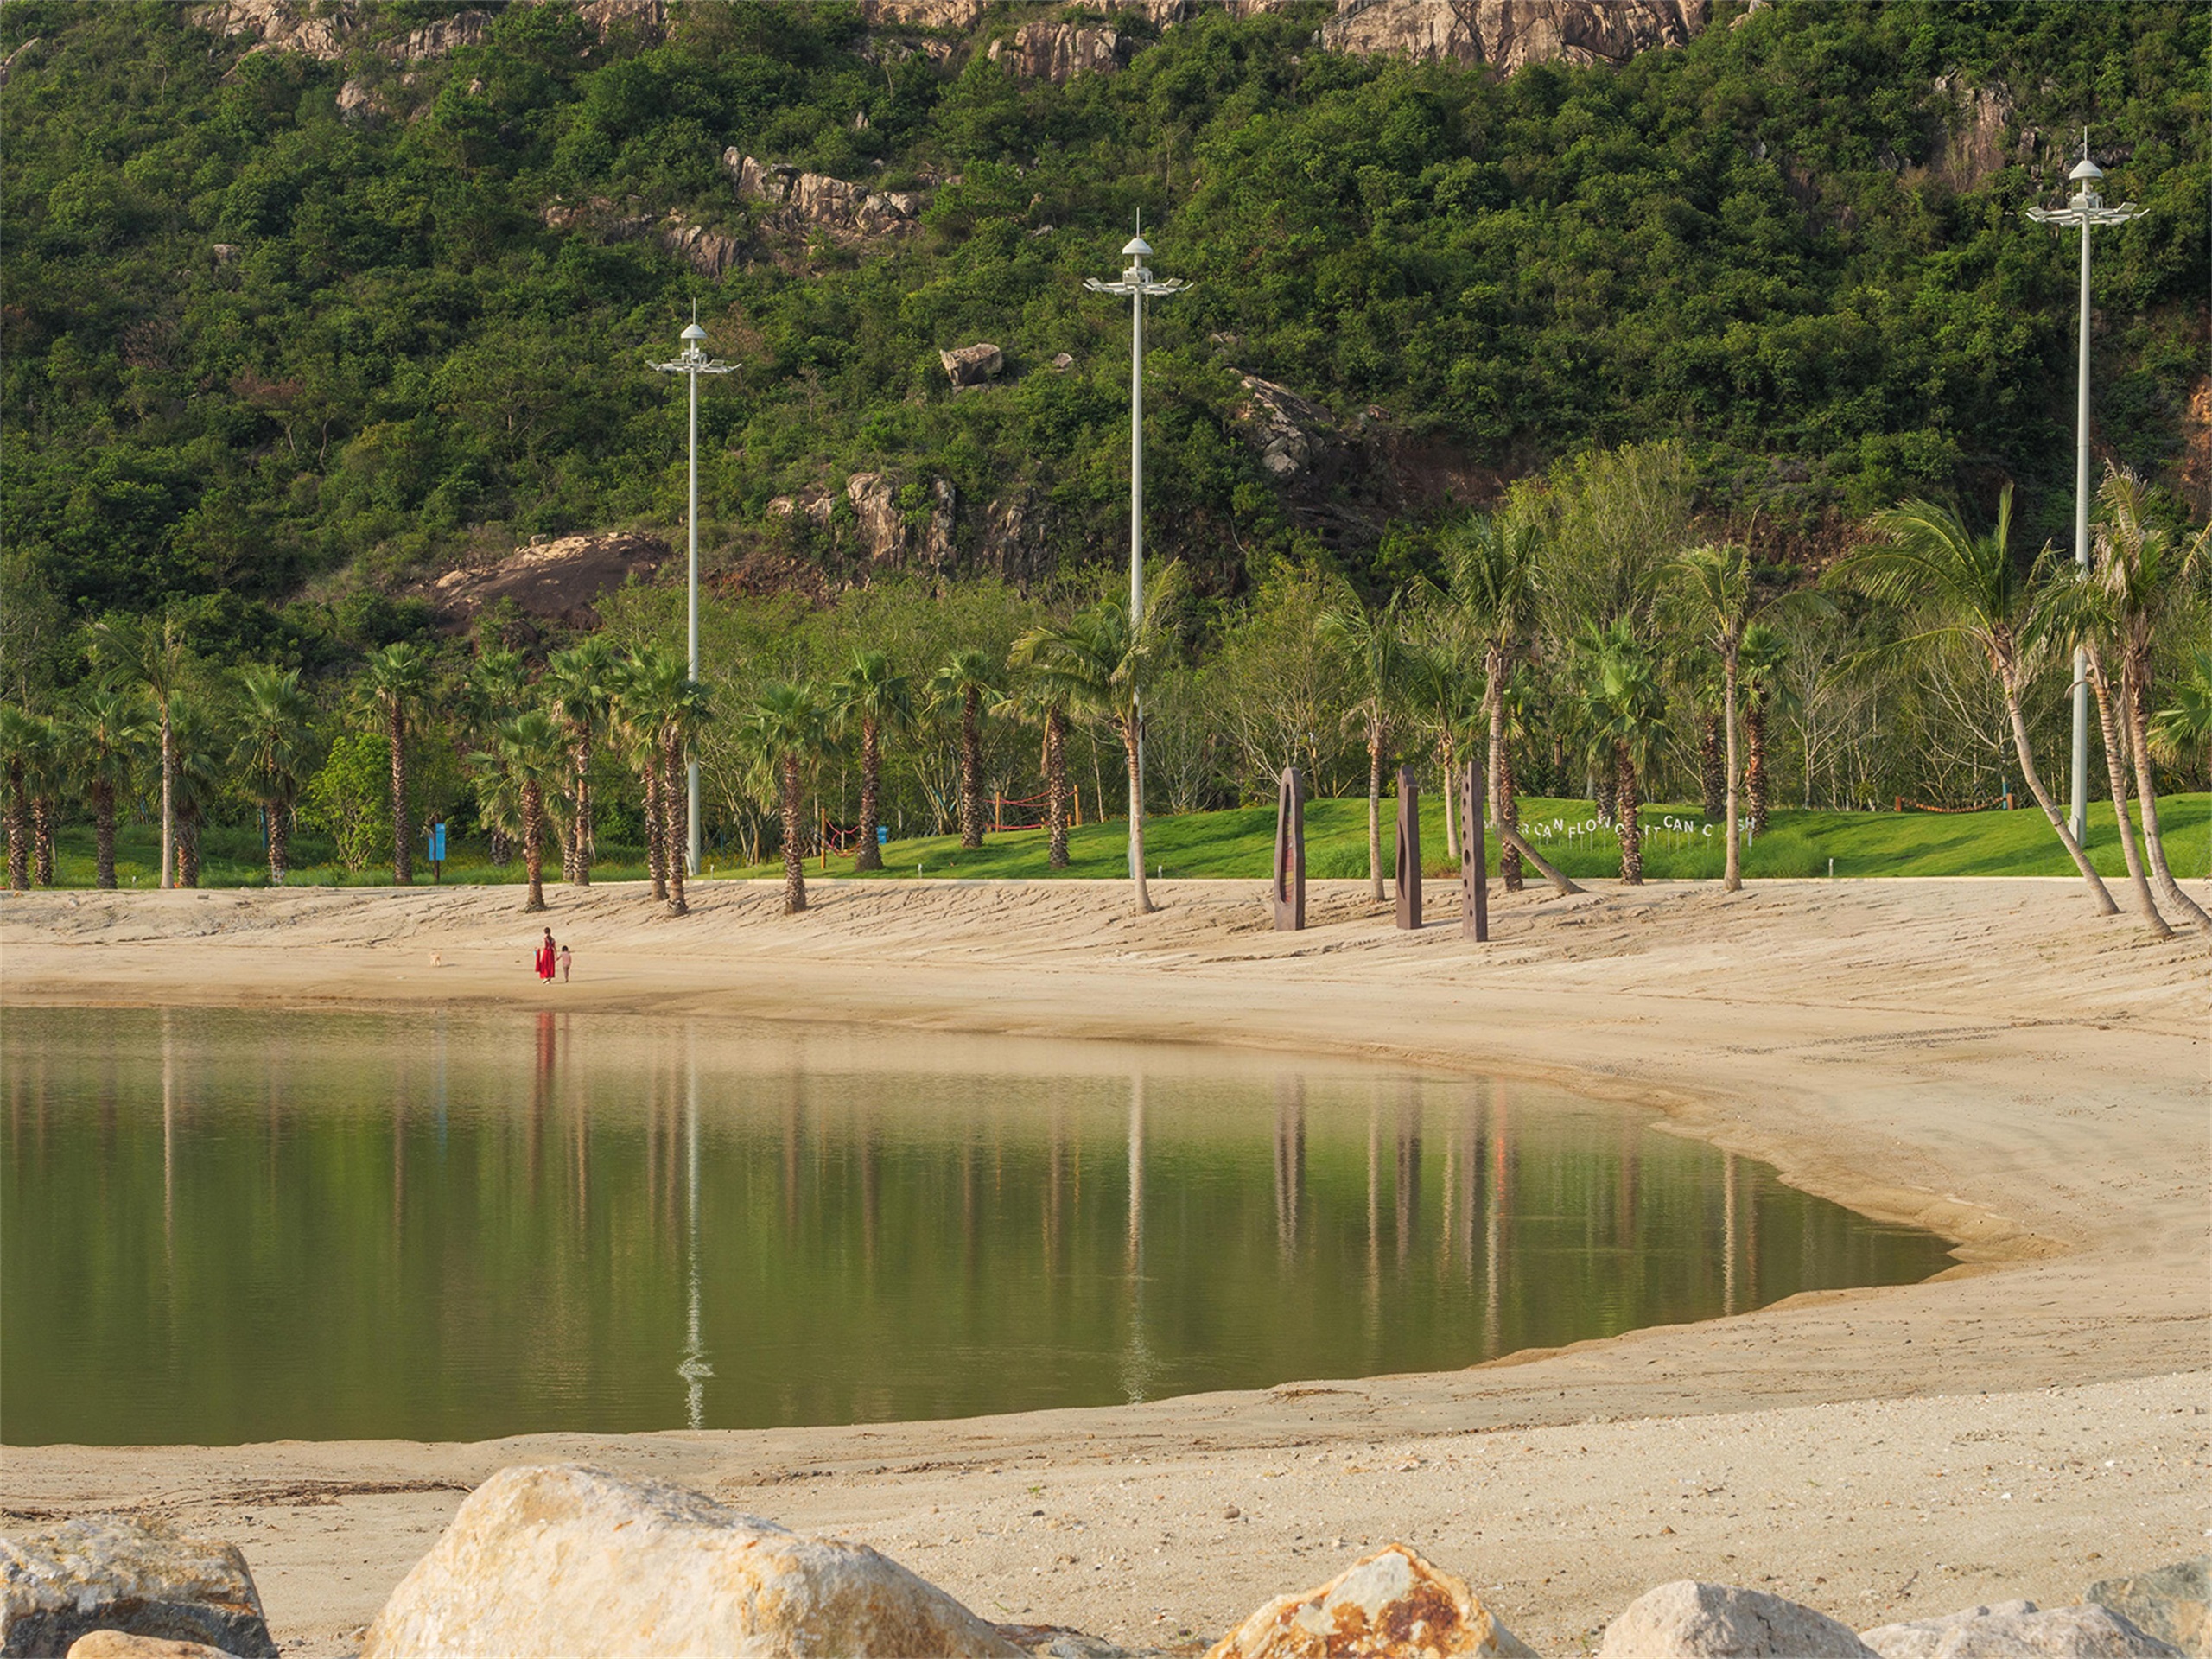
[861,0,988,25]
[378,9,490,61]
[576,0,665,45]
[188,0,354,61]
[989,22,1125,80]
[996,1626,1135,1659]
[981,492,1053,583]
[1320,0,1709,71]
[1598,1581,1877,1658]
[2089,1560,2210,1659]
[540,199,741,276]
[1929,74,2022,188]
[358,1464,1021,1659]
[0,36,43,88]
[727,153,924,240]
[769,489,836,530]
[1233,373,1339,480]
[0,1516,277,1659]
[656,213,742,277]
[1205,1544,1536,1659]
[847,472,904,563]
[66,1635,245,1659]
[421,533,667,630]
[940,343,1005,388]
[1862,1601,2183,1659]
[336,77,388,126]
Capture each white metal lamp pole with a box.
[653,307,734,875]
[1085,226,1186,879]
[2027,133,2141,845]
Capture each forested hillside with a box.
[3,0,2205,683]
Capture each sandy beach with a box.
[3,875,2207,1656]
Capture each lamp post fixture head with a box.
[2024,130,2141,229]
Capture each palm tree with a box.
[77,687,149,890]
[22,711,61,887]
[927,649,1001,850]
[1012,563,1186,917]
[461,649,530,867]
[658,674,712,918]
[1738,625,1793,837]
[1580,620,1668,884]
[2147,647,2212,779]
[830,649,912,873]
[2093,466,2211,931]
[0,705,41,891]
[91,613,190,889]
[232,664,316,887]
[168,694,224,889]
[488,710,568,912]
[1319,585,1411,901]
[613,647,683,903]
[545,639,621,886]
[995,676,1074,869]
[360,642,435,886]
[1672,543,1751,890]
[740,681,831,914]
[1844,489,2118,918]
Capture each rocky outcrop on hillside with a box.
[727,154,925,242]
[1929,74,2026,188]
[1319,0,1709,70]
[540,199,742,277]
[191,0,658,61]
[861,0,988,25]
[190,0,353,60]
[577,0,665,45]
[419,532,667,630]
[988,21,1125,80]
[378,9,489,60]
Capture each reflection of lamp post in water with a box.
[677,1026,712,1429]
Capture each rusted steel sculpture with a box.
[1395,766,1422,929]
[1461,759,1489,941]
[1272,766,1305,931]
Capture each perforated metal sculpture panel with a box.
[1273,766,1305,931]
[1395,766,1421,929]
[1461,760,1489,941]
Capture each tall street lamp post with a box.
[654,308,735,875]
[1085,226,1186,880]
[2027,134,2142,845]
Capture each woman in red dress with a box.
[535,929,556,982]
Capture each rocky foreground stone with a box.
[0,1515,276,1658]
[3,1470,2200,1659]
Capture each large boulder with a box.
[358,1463,1023,1659]
[2089,1560,2210,1658]
[1597,1581,1876,1658]
[0,1516,277,1659]
[1860,1601,2183,1659]
[1205,1544,1536,1659]
[939,343,1005,388]
[66,1637,243,1659]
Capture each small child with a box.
[558,944,572,983]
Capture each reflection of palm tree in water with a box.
[1485,1082,1508,1359]
[1119,1075,1156,1405]
[1273,1077,1304,1258]
[529,1010,554,1193]
[1395,1088,1421,1268]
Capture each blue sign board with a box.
[877,825,890,845]
[427,822,447,861]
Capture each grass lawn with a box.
[22,795,2209,889]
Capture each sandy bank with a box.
[3,876,2207,1655]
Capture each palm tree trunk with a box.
[159,706,175,890]
[33,797,54,887]
[959,690,983,849]
[1498,740,1522,892]
[1999,671,2117,915]
[1617,743,1643,884]
[390,705,414,886]
[1722,652,1743,892]
[1440,736,1459,861]
[522,782,545,912]
[663,735,688,917]
[92,781,117,888]
[2086,645,2170,937]
[855,718,884,872]
[179,811,201,888]
[1123,718,1154,916]
[1745,697,1769,836]
[1700,714,1725,822]
[2120,649,2212,931]
[572,742,593,886]
[1593,764,1617,826]
[781,753,808,914]
[1046,709,1070,870]
[265,798,289,887]
[6,761,27,892]
[1365,718,1384,901]
[643,759,667,901]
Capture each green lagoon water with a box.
[2,1007,1954,1446]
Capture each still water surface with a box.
[3,1007,1953,1446]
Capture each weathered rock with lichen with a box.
[726,154,925,242]
[940,343,1005,388]
[1599,1581,1876,1658]
[65,1634,244,1659]
[2089,1560,2210,1658]
[1205,1544,1536,1659]
[988,22,1124,80]
[1862,1600,2185,1659]
[188,0,353,60]
[1,1516,277,1659]
[1320,0,1708,71]
[358,1464,1021,1659]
